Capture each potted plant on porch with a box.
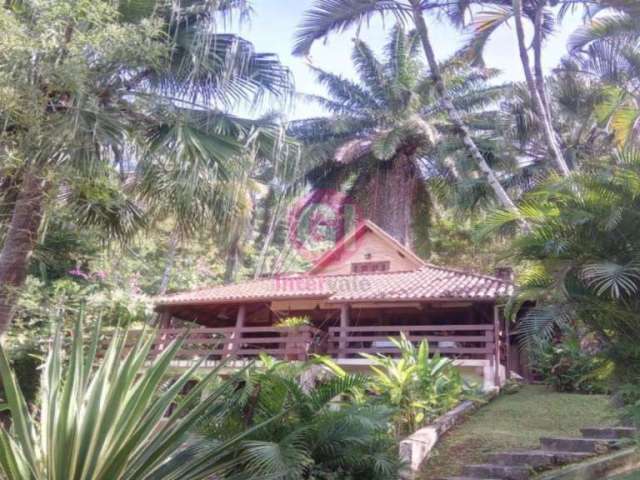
[274,315,312,360]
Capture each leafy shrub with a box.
[616,382,640,427]
[530,335,610,394]
[361,334,476,437]
[199,355,401,480]
[2,338,43,406]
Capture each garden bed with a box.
[419,385,616,479]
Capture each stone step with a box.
[442,477,502,480]
[462,464,530,480]
[488,450,592,468]
[580,427,636,439]
[443,477,502,480]
[539,436,616,453]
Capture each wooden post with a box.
[493,304,501,387]
[226,304,246,358]
[154,311,172,357]
[505,310,511,380]
[339,304,350,359]
[157,310,172,328]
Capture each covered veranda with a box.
[153,294,509,390]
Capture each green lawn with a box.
[420,385,617,479]
[610,472,640,480]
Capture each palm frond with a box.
[293,0,409,56]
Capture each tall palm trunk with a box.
[359,153,418,246]
[532,4,550,115]
[408,0,519,212]
[512,0,570,176]
[0,169,46,335]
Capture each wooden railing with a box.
[114,324,497,366]
[122,326,326,362]
[327,324,496,360]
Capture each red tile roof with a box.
[155,265,513,307]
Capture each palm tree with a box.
[448,0,571,175]
[0,0,292,334]
[290,26,506,245]
[498,63,614,174]
[567,1,640,146]
[293,0,520,213]
[480,148,640,384]
[137,114,295,291]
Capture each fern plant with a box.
[199,357,401,480]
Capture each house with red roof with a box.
[154,220,515,389]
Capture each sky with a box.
[231,0,583,119]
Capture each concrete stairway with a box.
[442,427,635,480]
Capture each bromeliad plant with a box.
[0,321,272,480]
[362,334,474,437]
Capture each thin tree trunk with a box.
[408,1,519,212]
[512,0,570,176]
[532,3,550,115]
[0,169,46,335]
[158,229,179,295]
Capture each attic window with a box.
[351,261,390,274]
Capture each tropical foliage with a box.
[529,331,611,394]
[0,0,293,333]
[0,320,280,480]
[2,0,640,468]
[321,334,475,437]
[200,356,401,479]
[485,149,640,388]
[291,25,506,245]
[361,334,474,436]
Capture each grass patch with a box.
[419,385,617,479]
[609,471,640,480]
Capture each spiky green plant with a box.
[0,321,277,480]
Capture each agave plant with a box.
[0,321,277,480]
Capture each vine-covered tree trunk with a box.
[358,153,418,247]
[0,169,46,335]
